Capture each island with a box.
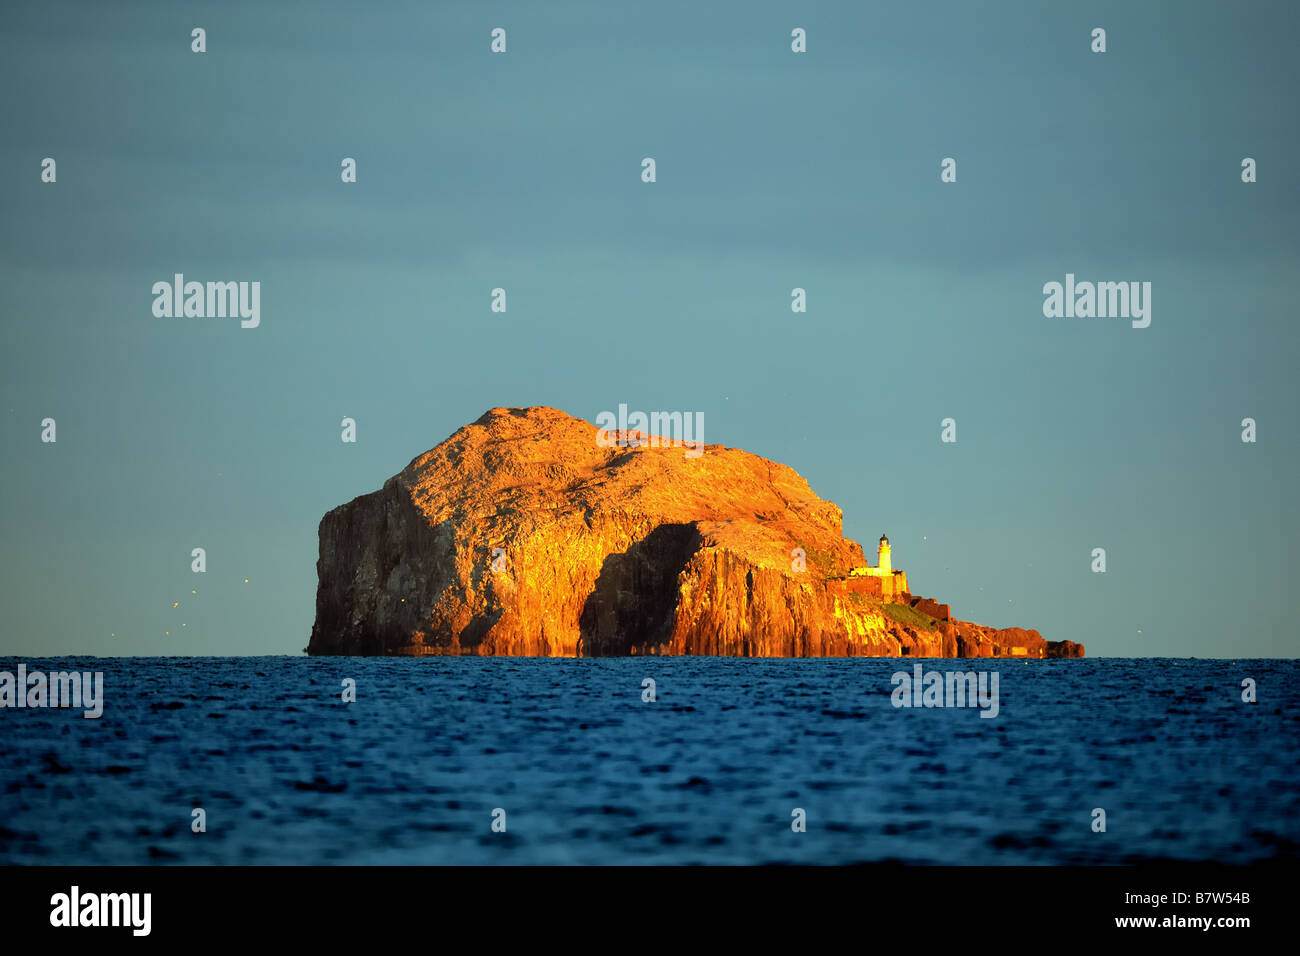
[307,406,1083,659]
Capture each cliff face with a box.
[307,407,1082,658]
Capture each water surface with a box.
[2,657,1295,864]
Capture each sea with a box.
[1,657,1296,865]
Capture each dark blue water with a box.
[1,657,1296,864]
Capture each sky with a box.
[1,0,1296,658]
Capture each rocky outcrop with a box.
[307,407,1083,658]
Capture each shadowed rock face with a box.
[307,406,1082,658]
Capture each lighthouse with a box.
[844,534,907,599]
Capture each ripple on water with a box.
[0,657,1296,864]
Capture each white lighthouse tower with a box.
[877,534,891,572]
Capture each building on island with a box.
[846,534,910,601]
[821,534,957,621]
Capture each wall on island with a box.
[828,571,910,602]
[827,576,884,599]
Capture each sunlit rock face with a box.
[307,407,1081,659]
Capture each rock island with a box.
[307,407,1083,659]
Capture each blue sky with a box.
[1,0,1296,657]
